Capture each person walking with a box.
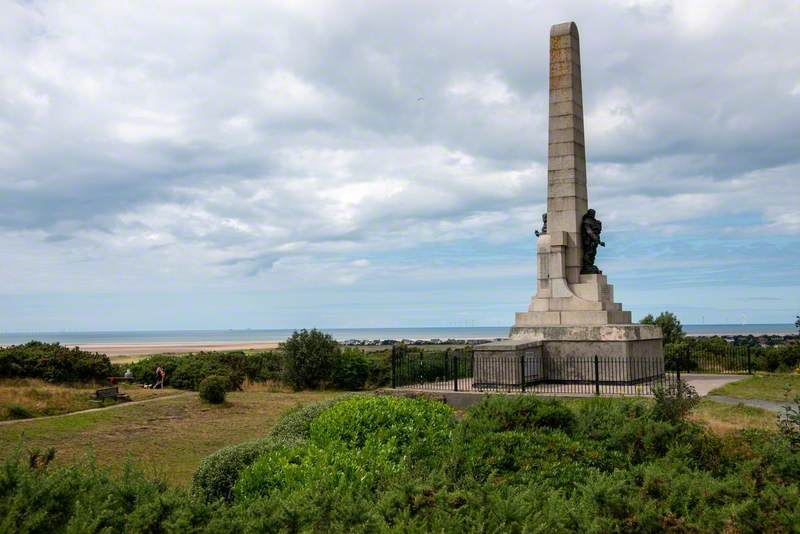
[153,366,166,389]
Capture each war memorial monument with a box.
[474,22,664,386]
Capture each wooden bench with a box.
[92,386,130,402]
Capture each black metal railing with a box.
[391,344,753,396]
[665,345,753,374]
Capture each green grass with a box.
[708,373,800,402]
[0,384,341,486]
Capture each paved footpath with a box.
[0,391,194,426]
[681,374,748,396]
[705,395,786,412]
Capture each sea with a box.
[0,324,795,345]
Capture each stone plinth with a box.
[473,340,542,388]
[509,324,664,383]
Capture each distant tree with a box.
[796,315,799,336]
[281,329,339,390]
[640,311,685,346]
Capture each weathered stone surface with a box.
[505,22,663,384]
[473,340,543,387]
[510,324,663,342]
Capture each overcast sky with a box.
[1,0,799,332]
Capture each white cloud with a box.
[0,0,798,328]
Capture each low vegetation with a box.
[3,394,799,532]
[117,330,391,394]
[690,399,778,434]
[0,341,112,382]
[709,373,800,402]
[0,386,340,486]
[0,378,173,421]
[198,376,227,404]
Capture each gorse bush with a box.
[0,341,112,382]
[460,394,577,437]
[309,395,455,463]
[191,397,347,502]
[778,393,800,449]
[651,380,700,422]
[234,396,455,504]
[331,347,370,390]
[126,351,278,391]
[198,376,227,404]
[9,394,800,533]
[7,336,391,392]
[281,329,339,390]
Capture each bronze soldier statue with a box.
[534,213,547,237]
[580,209,605,274]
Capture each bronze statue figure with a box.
[580,209,605,274]
[534,213,547,237]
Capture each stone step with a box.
[515,309,632,327]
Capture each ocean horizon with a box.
[0,324,795,345]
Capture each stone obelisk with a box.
[486,21,664,384]
[547,21,587,286]
[512,21,634,329]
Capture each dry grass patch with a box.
[690,399,777,434]
[0,383,341,486]
[0,379,179,421]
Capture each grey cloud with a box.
[0,0,799,290]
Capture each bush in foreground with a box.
[651,380,700,422]
[191,396,348,502]
[198,376,227,404]
[7,395,800,532]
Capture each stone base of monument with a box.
[472,340,543,388]
[473,325,664,386]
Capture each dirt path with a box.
[0,391,194,426]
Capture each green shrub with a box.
[191,397,347,502]
[331,347,370,390]
[281,329,339,390]
[191,435,302,502]
[268,397,348,442]
[778,393,800,449]
[0,341,112,382]
[309,396,455,463]
[2,403,33,420]
[364,350,391,388]
[243,350,283,382]
[127,351,249,391]
[461,395,577,437]
[651,380,700,422]
[198,376,227,404]
[0,456,228,533]
[451,428,624,490]
[10,395,800,533]
[640,311,684,345]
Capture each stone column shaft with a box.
[547,22,588,284]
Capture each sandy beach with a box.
[66,341,282,358]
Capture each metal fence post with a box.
[452,350,459,392]
[594,355,600,396]
[676,348,682,385]
[520,352,526,393]
[747,346,752,375]
[390,346,397,388]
